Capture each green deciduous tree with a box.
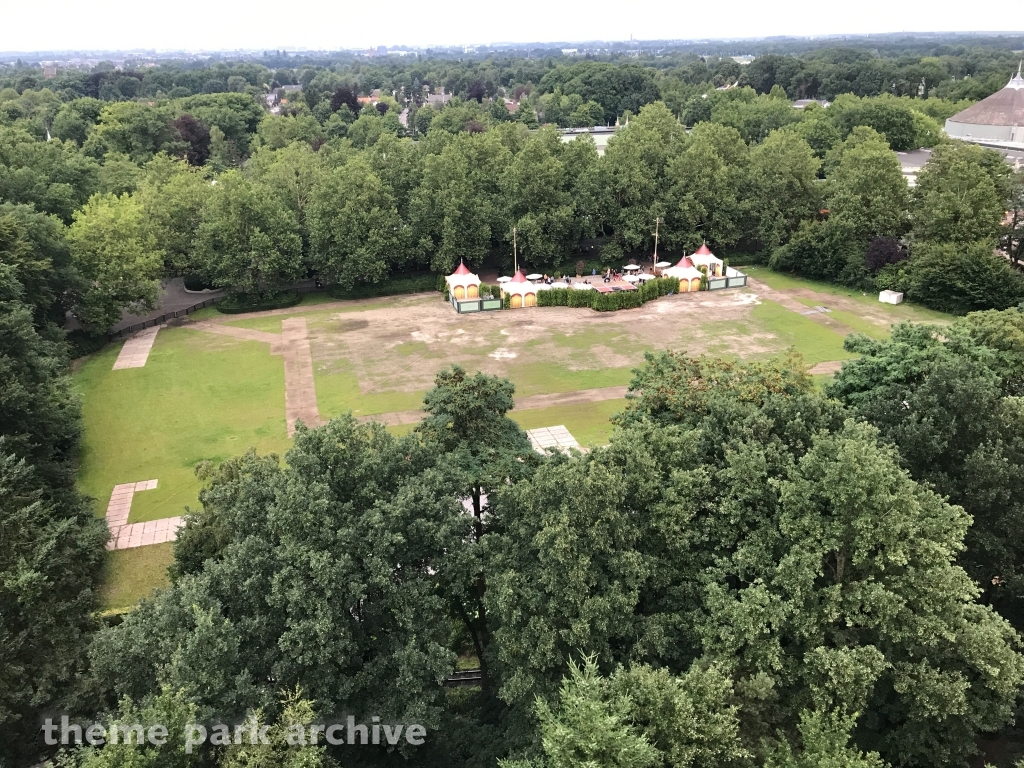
[308,157,405,288]
[746,129,821,249]
[891,240,1024,314]
[416,366,534,690]
[66,192,164,331]
[411,132,510,273]
[911,142,1009,245]
[663,122,748,251]
[829,316,1024,628]
[500,130,577,271]
[0,264,105,766]
[194,171,303,295]
[825,127,909,240]
[90,417,468,733]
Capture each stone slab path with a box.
[105,480,184,550]
[281,317,322,435]
[526,425,581,453]
[357,385,630,427]
[112,326,162,369]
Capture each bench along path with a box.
[112,325,163,369]
[106,480,184,550]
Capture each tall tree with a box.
[745,129,821,249]
[90,417,467,733]
[194,171,303,295]
[66,192,164,331]
[416,366,534,689]
[911,142,1008,245]
[663,122,748,251]
[825,126,909,240]
[308,157,405,288]
[0,263,106,766]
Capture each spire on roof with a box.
[452,259,472,276]
[1007,62,1024,90]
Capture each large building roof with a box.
[947,66,1024,128]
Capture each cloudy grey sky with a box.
[0,0,1015,52]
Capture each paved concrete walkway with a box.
[527,425,581,453]
[112,326,162,369]
[281,317,322,435]
[105,480,184,550]
[357,385,631,427]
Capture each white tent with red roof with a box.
[501,270,538,307]
[445,260,482,299]
[663,255,704,292]
[689,243,724,276]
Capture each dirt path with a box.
[357,385,631,427]
[807,360,846,375]
[281,318,322,435]
[188,321,283,351]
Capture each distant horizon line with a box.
[3,30,1024,59]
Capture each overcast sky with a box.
[1,0,1018,52]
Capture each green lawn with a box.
[792,297,892,340]
[511,399,626,447]
[744,266,951,324]
[749,300,856,365]
[100,543,175,611]
[75,327,292,523]
[505,362,634,398]
[315,363,427,420]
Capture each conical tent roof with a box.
[452,260,472,276]
[694,243,714,256]
[947,66,1024,128]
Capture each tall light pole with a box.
[652,217,661,272]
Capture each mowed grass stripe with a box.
[75,327,291,524]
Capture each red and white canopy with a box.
[445,260,481,290]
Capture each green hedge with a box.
[328,274,438,300]
[535,277,680,311]
[216,291,301,314]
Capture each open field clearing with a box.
[75,280,953,603]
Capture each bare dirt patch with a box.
[298,289,771,397]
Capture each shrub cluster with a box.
[329,274,438,300]
[535,277,680,311]
[216,291,301,314]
